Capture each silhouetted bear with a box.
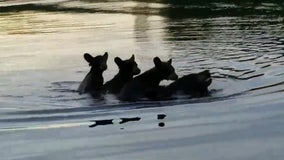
[103,55,141,94]
[146,70,212,100]
[119,57,178,101]
[78,52,108,95]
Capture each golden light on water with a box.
[0,122,89,132]
[0,3,167,73]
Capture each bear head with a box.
[114,54,141,76]
[84,52,108,72]
[181,70,212,96]
[194,70,212,88]
[153,57,178,81]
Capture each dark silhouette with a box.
[78,52,108,96]
[89,114,166,128]
[146,70,212,100]
[157,114,166,120]
[158,114,166,127]
[119,57,178,101]
[89,119,113,128]
[103,55,141,94]
[158,122,165,127]
[119,117,141,124]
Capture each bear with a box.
[145,70,212,100]
[103,55,141,94]
[119,57,178,101]
[78,52,108,96]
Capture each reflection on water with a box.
[89,115,166,128]
[0,0,283,17]
[89,119,113,127]
[119,117,141,124]
[0,0,284,128]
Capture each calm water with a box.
[0,0,284,159]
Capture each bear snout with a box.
[133,67,141,75]
[100,64,107,71]
[204,77,212,86]
[167,72,178,80]
[200,70,212,87]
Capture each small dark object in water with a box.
[159,122,165,127]
[89,119,113,128]
[119,117,141,124]
[157,114,166,120]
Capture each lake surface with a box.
[0,0,284,159]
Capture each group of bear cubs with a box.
[78,52,212,101]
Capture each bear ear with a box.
[154,57,162,67]
[129,54,135,61]
[167,59,172,65]
[84,53,94,63]
[103,52,108,60]
[203,70,210,76]
[114,57,123,66]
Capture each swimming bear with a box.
[103,55,141,94]
[145,70,212,100]
[119,57,178,101]
[78,52,108,95]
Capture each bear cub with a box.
[146,70,212,100]
[78,52,108,95]
[103,55,141,94]
[119,57,178,101]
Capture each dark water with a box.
[0,1,284,159]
